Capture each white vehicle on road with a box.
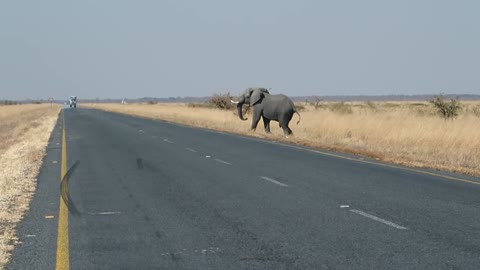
[69,96,77,108]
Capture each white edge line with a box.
[260,176,289,187]
[185,148,197,153]
[214,159,231,165]
[87,211,122,216]
[350,209,407,230]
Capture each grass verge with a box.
[0,104,60,269]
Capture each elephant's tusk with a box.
[230,100,239,104]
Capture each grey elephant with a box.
[231,87,301,135]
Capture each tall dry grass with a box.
[0,104,60,269]
[84,101,480,176]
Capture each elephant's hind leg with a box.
[282,126,293,136]
[262,117,271,133]
[280,116,293,136]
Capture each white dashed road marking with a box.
[350,209,407,230]
[185,148,197,153]
[260,176,289,187]
[214,159,231,165]
[163,139,174,144]
[87,211,122,216]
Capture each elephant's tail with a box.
[295,110,301,125]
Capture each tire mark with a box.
[60,160,81,216]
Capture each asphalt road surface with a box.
[8,108,480,269]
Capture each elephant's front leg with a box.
[262,116,271,133]
[250,109,262,131]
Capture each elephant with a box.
[231,87,301,136]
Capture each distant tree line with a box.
[0,100,20,105]
[0,100,47,105]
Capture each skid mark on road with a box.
[260,176,289,187]
[136,158,144,169]
[60,161,81,216]
[349,209,408,230]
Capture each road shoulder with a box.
[6,117,63,270]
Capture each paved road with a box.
[8,108,480,269]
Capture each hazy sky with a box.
[1,0,479,100]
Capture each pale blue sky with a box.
[1,0,479,100]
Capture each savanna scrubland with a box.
[84,99,480,177]
[0,104,60,268]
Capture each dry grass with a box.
[0,104,60,269]
[84,101,480,176]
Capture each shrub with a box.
[208,92,234,110]
[472,105,480,118]
[365,100,377,111]
[430,95,462,120]
[329,102,353,114]
[187,102,215,109]
[295,104,306,112]
[309,97,323,110]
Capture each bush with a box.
[472,105,480,118]
[365,101,377,111]
[308,97,323,110]
[430,95,462,120]
[187,102,215,109]
[329,102,353,114]
[295,104,306,112]
[208,92,234,110]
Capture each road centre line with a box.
[56,113,69,270]
[350,209,408,230]
[260,176,289,187]
[214,158,231,165]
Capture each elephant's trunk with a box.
[237,102,247,121]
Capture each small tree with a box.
[312,97,323,110]
[430,95,462,120]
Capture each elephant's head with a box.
[231,87,270,121]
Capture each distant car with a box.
[69,96,77,108]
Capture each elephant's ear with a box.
[249,88,265,106]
